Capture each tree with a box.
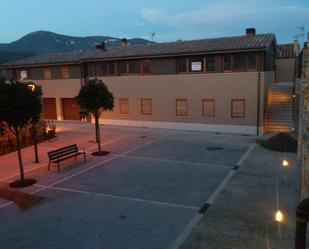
[0,79,42,187]
[76,79,114,156]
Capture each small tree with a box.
[0,80,42,187]
[76,79,114,156]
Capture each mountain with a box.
[0,31,154,54]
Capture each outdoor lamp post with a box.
[295,197,309,249]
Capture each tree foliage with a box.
[76,79,114,118]
[76,79,114,154]
[0,79,42,185]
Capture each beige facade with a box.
[96,72,274,134]
[29,71,275,134]
[275,58,296,82]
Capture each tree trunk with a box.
[31,124,39,163]
[95,116,102,152]
[15,131,24,183]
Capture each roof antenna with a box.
[295,25,305,46]
[149,32,155,42]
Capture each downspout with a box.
[256,71,261,136]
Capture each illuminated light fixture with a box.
[27,82,36,92]
[282,160,289,167]
[275,210,284,223]
[291,127,295,131]
[293,94,296,98]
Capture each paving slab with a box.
[0,188,196,249]
[181,146,299,249]
[128,137,249,166]
[55,156,231,207]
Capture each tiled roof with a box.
[2,33,276,67]
[277,44,295,58]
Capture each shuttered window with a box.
[142,60,151,74]
[119,98,129,114]
[141,98,152,115]
[43,68,52,80]
[202,99,215,117]
[61,66,70,79]
[231,99,245,118]
[176,99,188,116]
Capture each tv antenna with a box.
[149,32,155,42]
[295,25,305,44]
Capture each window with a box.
[43,68,52,80]
[17,69,29,80]
[176,99,188,116]
[119,61,128,75]
[223,55,232,71]
[233,54,246,71]
[202,99,215,117]
[128,60,141,74]
[206,56,216,72]
[189,56,203,72]
[142,60,151,74]
[141,98,152,115]
[248,54,257,70]
[231,99,245,118]
[100,62,115,76]
[119,98,129,114]
[61,66,70,79]
[177,57,187,73]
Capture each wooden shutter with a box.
[119,98,129,114]
[202,99,215,117]
[141,98,152,115]
[231,99,245,118]
[176,99,188,116]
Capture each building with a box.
[276,41,300,82]
[1,28,278,135]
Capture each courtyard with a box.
[0,122,299,249]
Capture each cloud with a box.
[141,2,309,36]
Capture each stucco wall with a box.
[96,72,265,127]
[275,58,295,82]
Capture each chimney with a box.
[246,28,256,36]
[95,41,106,51]
[121,38,128,47]
[293,39,300,56]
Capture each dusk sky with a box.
[1,0,308,44]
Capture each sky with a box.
[0,0,308,44]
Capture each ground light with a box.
[282,160,289,167]
[275,210,284,223]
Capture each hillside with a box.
[0,31,154,54]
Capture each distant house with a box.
[276,41,300,82]
[1,28,289,135]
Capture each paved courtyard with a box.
[0,122,298,249]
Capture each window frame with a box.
[232,54,247,72]
[43,67,52,80]
[60,66,70,79]
[202,99,215,117]
[231,99,246,119]
[188,56,204,73]
[142,60,151,75]
[128,60,142,75]
[140,98,152,115]
[247,54,257,71]
[205,55,216,73]
[119,98,129,115]
[176,98,188,117]
[177,57,188,74]
[223,54,232,72]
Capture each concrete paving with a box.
[0,121,296,249]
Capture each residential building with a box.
[1,28,279,135]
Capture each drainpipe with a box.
[256,71,261,136]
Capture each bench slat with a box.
[48,144,77,156]
[49,147,77,159]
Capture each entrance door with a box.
[43,98,57,119]
[62,98,81,120]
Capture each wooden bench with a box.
[48,144,86,172]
